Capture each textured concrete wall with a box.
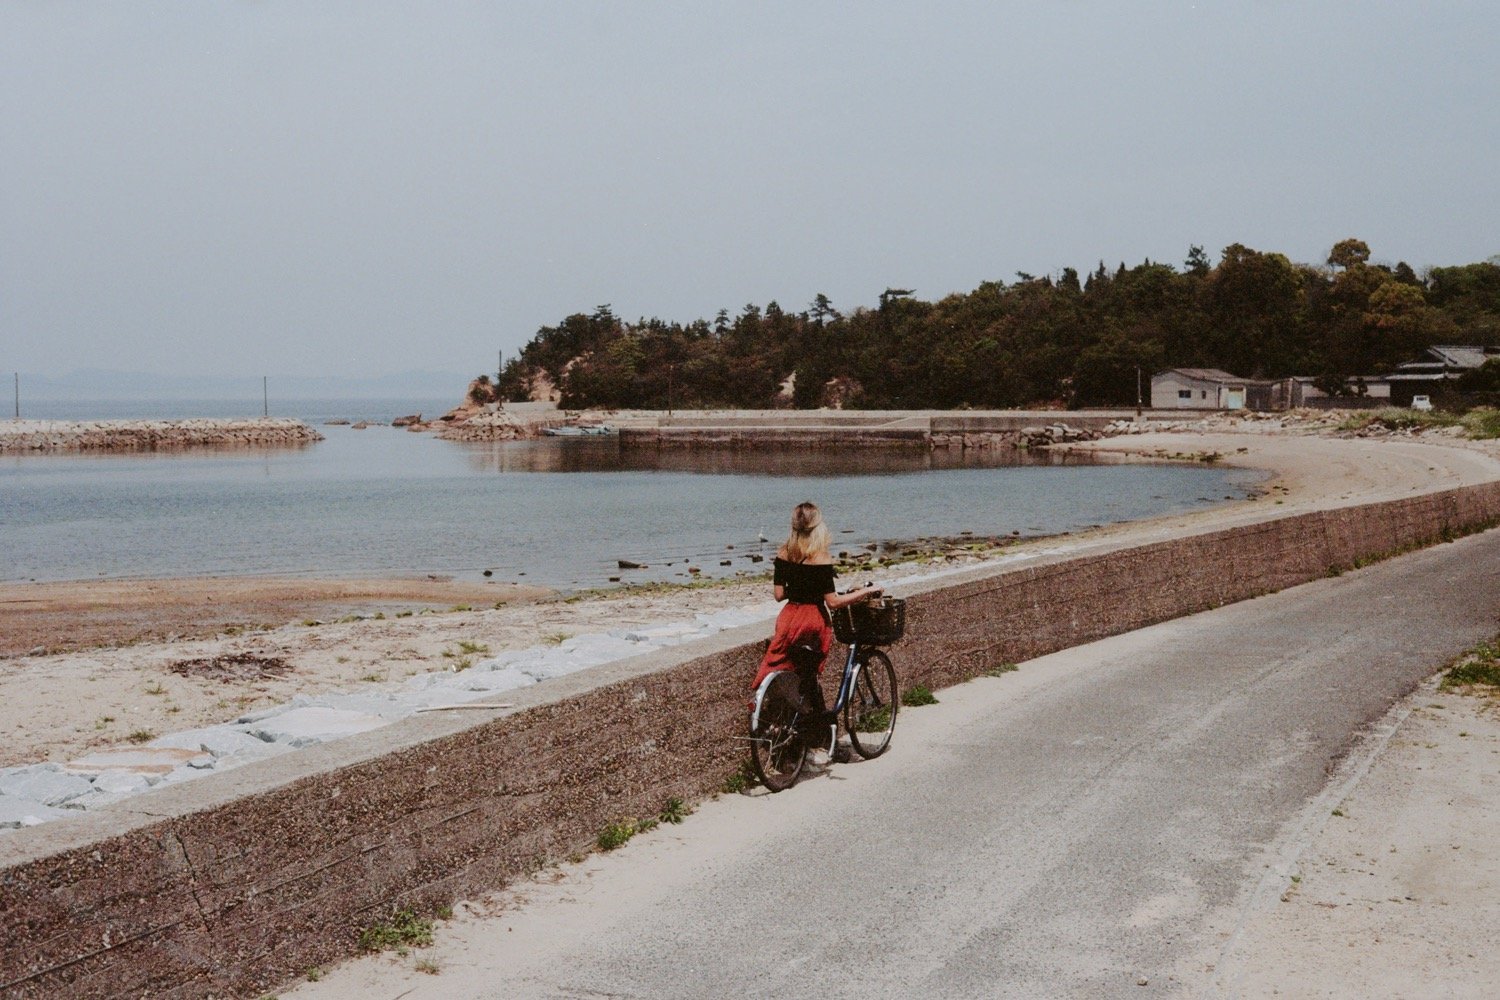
[4,483,1499,999]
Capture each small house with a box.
[1385,345,1500,406]
[1280,376,1391,410]
[1150,369,1278,411]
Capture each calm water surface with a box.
[2,413,1262,590]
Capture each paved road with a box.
[296,529,1500,1000]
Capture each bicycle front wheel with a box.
[845,650,898,759]
[750,672,806,791]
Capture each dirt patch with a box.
[0,576,551,658]
[168,652,295,683]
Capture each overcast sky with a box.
[3,1,1498,382]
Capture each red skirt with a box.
[751,602,832,692]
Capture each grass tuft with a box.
[597,819,638,851]
[901,684,938,707]
[358,908,434,952]
[1442,638,1500,690]
[659,796,691,824]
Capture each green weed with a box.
[1441,639,1500,690]
[659,797,692,824]
[126,729,155,744]
[357,908,434,952]
[456,640,490,655]
[902,684,938,707]
[721,762,756,794]
[597,819,638,851]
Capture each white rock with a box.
[150,728,275,758]
[244,707,387,747]
[0,795,69,829]
[91,771,151,795]
[0,767,95,805]
[0,765,97,806]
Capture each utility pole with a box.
[1136,366,1143,417]
[262,376,268,417]
[13,372,18,420]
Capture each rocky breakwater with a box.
[0,417,323,454]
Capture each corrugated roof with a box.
[1426,345,1496,369]
[1160,368,1241,382]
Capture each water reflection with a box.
[452,437,1134,476]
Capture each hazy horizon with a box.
[5,2,1498,381]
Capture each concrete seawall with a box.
[4,482,1500,998]
[0,418,323,453]
[621,410,1178,450]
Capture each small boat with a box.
[543,424,615,437]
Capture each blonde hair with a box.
[781,501,830,563]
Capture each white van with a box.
[1410,395,1433,411]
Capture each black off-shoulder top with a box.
[773,557,837,605]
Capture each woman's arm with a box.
[823,583,882,611]
[774,583,786,602]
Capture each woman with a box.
[752,501,882,766]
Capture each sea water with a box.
[1,404,1262,590]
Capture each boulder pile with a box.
[1019,424,1103,447]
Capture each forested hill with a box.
[496,241,1500,410]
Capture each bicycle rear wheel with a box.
[750,672,806,791]
[845,649,898,759]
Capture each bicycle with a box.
[748,595,905,792]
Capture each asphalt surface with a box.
[298,528,1500,1000]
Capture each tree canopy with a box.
[496,243,1500,409]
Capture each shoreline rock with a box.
[0,418,324,454]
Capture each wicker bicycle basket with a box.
[831,596,906,645]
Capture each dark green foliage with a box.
[498,243,1500,410]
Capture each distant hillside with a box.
[496,241,1500,410]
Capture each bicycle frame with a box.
[749,640,871,734]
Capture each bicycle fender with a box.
[750,669,789,733]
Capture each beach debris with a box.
[168,652,294,683]
[617,559,645,569]
[414,702,515,713]
[720,560,732,566]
